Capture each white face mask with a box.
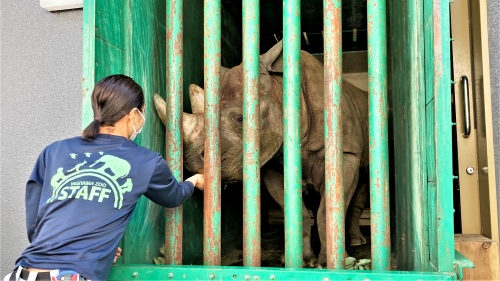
[129,108,145,141]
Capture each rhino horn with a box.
[260,40,283,73]
[189,84,205,115]
[153,93,167,126]
[182,112,199,138]
[220,66,230,81]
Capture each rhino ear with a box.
[260,40,283,73]
[259,96,283,166]
[153,93,167,126]
[189,84,205,115]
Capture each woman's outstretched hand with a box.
[186,174,204,191]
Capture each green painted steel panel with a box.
[283,0,303,269]
[431,0,454,272]
[82,0,96,129]
[107,265,456,281]
[94,38,124,80]
[121,0,169,264]
[95,0,126,51]
[387,0,430,272]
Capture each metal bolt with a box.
[466,166,475,175]
[482,167,488,174]
[270,274,276,280]
[253,276,259,281]
[323,278,330,281]
[132,272,138,278]
[245,275,251,281]
[364,279,370,281]
[209,273,216,280]
[168,272,174,279]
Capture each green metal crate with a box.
[81,0,471,279]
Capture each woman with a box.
[4,74,204,281]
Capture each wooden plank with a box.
[454,234,500,280]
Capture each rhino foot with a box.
[303,253,317,268]
[279,253,317,268]
[347,229,367,246]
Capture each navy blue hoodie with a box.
[15,134,194,280]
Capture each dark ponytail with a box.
[82,74,144,140]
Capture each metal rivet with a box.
[168,272,174,279]
[61,277,64,281]
[270,274,276,280]
[323,278,330,281]
[132,272,138,278]
[245,275,251,281]
[466,166,475,175]
[209,273,216,280]
[364,279,370,281]
[253,276,259,281]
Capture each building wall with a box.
[0,2,82,274]
[487,1,500,236]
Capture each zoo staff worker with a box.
[3,74,204,281]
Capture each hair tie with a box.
[94,116,103,123]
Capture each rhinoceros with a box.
[154,41,369,267]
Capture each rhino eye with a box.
[237,117,243,122]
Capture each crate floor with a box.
[220,224,395,268]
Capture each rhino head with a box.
[155,42,286,182]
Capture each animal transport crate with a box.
[81,0,474,279]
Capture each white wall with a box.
[0,1,82,274]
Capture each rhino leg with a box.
[262,166,316,268]
[346,181,368,246]
[317,153,360,267]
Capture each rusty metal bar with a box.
[283,0,303,269]
[242,0,261,267]
[203,0,222,266]
[164,0,184,265]
[324,0,345,269]
[367,0,391,271]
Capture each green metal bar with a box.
[165,0,184,265]
[283,0,303,269]
[323,0,344,269]
[433,0,455,272]
[82,0,96,129]
[242,0,261,267]
[203,0,222,266]
[367,0,391,271]
[108,265,456,281]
